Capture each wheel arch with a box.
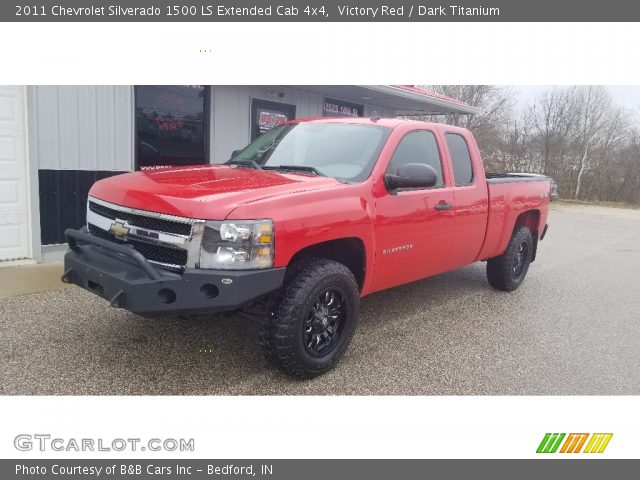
[286,237,367,291]
[513,209,541,261]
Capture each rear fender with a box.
[514,210,540,262]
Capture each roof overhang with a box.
[290,85,481,115]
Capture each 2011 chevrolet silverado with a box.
[63,117,555,378]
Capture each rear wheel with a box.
[259,259,359,379]
[486,226,533,292]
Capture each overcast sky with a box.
[516,85,640,111]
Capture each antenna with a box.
[371,111,381,121]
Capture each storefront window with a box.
[135,85,209,170]
[251,98,296,140]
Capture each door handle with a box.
[435,202,453,211]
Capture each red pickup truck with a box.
[63,117,555,378]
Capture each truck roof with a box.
[290,116,470,133]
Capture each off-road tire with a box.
[259,258,359,379]
[486,226,534,292]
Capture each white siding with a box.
[29,86,133,172]
[363,103,396,117]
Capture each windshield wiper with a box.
[264,165,326,177]
[227,158,263,170]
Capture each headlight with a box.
[200,220,274,270]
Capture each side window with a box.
[387,130,444,187]
[445,133,474,186]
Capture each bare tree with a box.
[517,86,631,201]
[571,87,619,199]
[422,85,517,164]
[527,87,577,179]
[402,85,640,205]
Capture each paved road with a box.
[1,203,639,395]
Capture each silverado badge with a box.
[109,220,130,238]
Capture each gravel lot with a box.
[1,203,639,395]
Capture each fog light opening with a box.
[200,284,219,299]
[158,288,176,304]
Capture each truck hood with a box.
[89,165,343,219]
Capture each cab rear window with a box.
[445,133,474,186]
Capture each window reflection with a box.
[135,86,208,170]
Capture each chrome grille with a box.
[89,201,192,236]
[86,196,205,270]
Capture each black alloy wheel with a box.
[486,226,534,292]
[303,289,346,357]
[512,241,529,278]
[259,258,360,378]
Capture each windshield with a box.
[227,122,391,182]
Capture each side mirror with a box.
[384,163,438,191]
[230,149,242,159]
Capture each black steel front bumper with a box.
[62,228,286,316]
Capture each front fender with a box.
[227,186,376,293]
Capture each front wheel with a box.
[486,226,534,292]
[259,259,359,379]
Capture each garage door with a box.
[0,86,30,261]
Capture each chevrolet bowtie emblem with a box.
[109,220,130,238]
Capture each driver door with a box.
[372,129,455,291]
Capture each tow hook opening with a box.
[200,284,219,299]
[158,288,177,304]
